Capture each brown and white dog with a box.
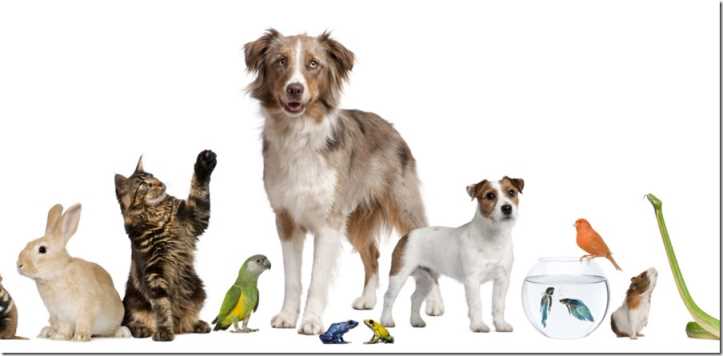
[380,177,523,332]
[244,29,444,335]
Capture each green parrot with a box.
[212,254,271,333]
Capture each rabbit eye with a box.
[38,246,47,254]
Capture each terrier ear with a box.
[503,176,525,193]
[466,180,489,200]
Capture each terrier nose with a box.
[501,204,513,215]
[286,83,304,97]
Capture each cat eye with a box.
[38,246,46,254]
[485,192,496,200]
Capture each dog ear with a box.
[466,180,489,200]
[503,176,525,193]
[318,31,355,83]
[244,29,281,73]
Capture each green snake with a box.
[645,194,720,339]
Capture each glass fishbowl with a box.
[521,257,610,339]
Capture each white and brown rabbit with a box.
[17,203,130,341]
[611,267,658,339]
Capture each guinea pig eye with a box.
[485,192,496,200]
[307,59,319,69]
[38,246,47,254]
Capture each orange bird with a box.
[574,218,622,271]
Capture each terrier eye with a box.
[38,246,47,254]
[485,192,496,200]
[508,189,516,196]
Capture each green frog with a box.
[363,319,394,344]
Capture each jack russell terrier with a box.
[380,176,524,332]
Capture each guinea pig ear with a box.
[244,28,280,73]
[45,204,64,235]
[318,31,355,83]
[60,203,82,245]
[503,176,525,193]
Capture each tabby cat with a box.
[114,150,217,342]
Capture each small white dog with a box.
[380,176,524,332]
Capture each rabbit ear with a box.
[60,203,82,245]
[45,204,64,235]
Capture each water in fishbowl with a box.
[522,274,609,339]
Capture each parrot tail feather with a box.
[607,254,622,271]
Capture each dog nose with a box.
[501,204,512,215]
[286,83,304,98]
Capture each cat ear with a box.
[134,155,144,174]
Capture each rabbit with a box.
[17,203,130,341]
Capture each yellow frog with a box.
[363,319,394,344]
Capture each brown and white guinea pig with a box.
[611,267,658,339]
[0,274,24,340]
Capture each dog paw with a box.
[470,321,490,333]
[72,331,91,342]
[410,316,426,328]
[271,311,298,329]
[152,327,175,342]
[494,320,513,332]
[194,149,217,182]
[380,317,395,328]
[425,298,445,316]
[352,295,376,310]
[114,326,132,338]
[128,325,153,338]
[298,317,323,335]
[192,320,211,334]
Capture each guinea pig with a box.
[611,267,658,339]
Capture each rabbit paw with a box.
[194,150,217,182]
[128,325,153,338]
[192,320,211,334]
[38,326,55,338]
[72,331,91,342]
[152,327,175,342]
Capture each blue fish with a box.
[559,298,594,322]
[540,287,554,327]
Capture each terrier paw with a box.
[494,320,513,332]
[128,325,153,338]
[72,331,91,342]
[298,317,323,335]
[114,326,132,338]
[192,320,211,334]
[352,295,376,310]
[271,311,298,329]
[470,321,490,333]
[152,327,175,342]
[425,299,445,316]
[194,149,217,182]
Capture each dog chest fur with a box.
[263,115,338,228]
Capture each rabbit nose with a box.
[17,264,23,269]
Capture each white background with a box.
[0,0,720,353]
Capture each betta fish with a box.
[559,298,594,322]
[540,287,554,327]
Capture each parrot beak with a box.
[264,260,272,270]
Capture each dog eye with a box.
[485,192,496,200]
[277,57,288,66]
[307,59,319,69]
[508,189,516,196]
[38,246,47,254]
